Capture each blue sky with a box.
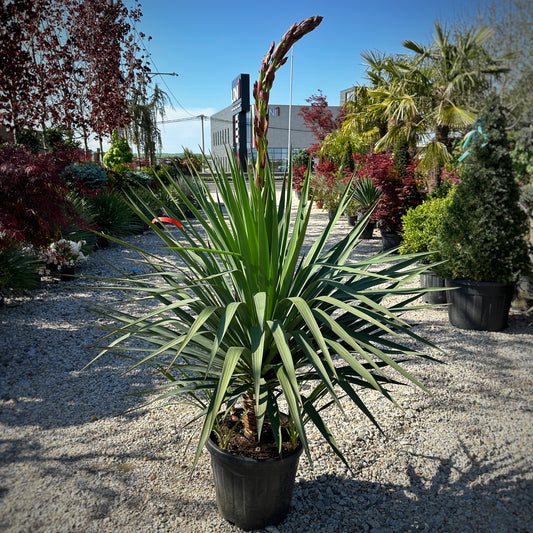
[118,0,482,154]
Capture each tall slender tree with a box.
[124,81,171,164]
[475,0,533,127]
[0,0,149,151]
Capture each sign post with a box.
[231,74,250,170]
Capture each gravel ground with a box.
[1,203,532,533]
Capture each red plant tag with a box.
[151,217,182,228]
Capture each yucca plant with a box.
[85,189,145,240]
[346,176,383,217]
[87,17,440,472]
[0,241,41,299]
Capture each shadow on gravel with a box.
[285,442,532,532]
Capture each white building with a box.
[211,96,342,172]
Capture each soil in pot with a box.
[212,408,297,460]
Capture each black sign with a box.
[231,74,250,115]
[231,74,249,169]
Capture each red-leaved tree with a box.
[0,0,39,142]
[0,0,149,151]
[299,90,345,153]
[0,145,85,249]
[353,152,421,233]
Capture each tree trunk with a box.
[435,124,450,146]
[426,166,440,195]
[426,124,452,193]
[242,391,257,440]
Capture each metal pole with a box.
[200,115,205,172]
[287,46,294,173]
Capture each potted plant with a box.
[310,172,326,208]
[0,240,40,304]
[353,152,421,251]
[399,191,454,304]
[292,148,311,199]
[346,176,382,238]
[87,18,442,531]
[39,238,89,278]
[435,95,530,330]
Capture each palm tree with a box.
[342,23,507,192]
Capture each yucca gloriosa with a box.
[88,16,440,468]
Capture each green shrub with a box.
[103,130,133,170]
[399,192,454,264]
[510,107,533,184]
[63,162,109,192]
[435,95,530,283]
[157,174,201,217]
[64,193,97,249]
[16,129,41,154]
[0,241,41,297]
[123,170,153,188]
[86,190,143,238]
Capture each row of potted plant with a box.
[399,94,530,331]
[301,150,422,250]
[0,138,202,299]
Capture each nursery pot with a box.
[96,235,109,249]
[206,437,303,531]
[445,279,515,331]
[347,214,358,227]
[381,232,402,251]
[360,221,375,239]
[420,271,447,304]
[59,267,76,281]
[348,216,375,239]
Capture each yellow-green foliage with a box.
[399,193,453,264]
[103,130,133,170]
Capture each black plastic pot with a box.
[420,271,447,304]
[206,437,303,531]
[347,214,357,227]
[381,232,402,251]
[445,279,515,331]
[360,222,375,239]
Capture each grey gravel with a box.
[1,201,532,533]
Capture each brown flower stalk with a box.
[253,16,323,189]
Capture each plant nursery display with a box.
[435,95,530,330]
[353,152,421,251]
[39,239,88,271]
[88,17,441,531]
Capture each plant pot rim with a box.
[205,434,303,465]
[445,278,515,288]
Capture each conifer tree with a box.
[436,94,529,283]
